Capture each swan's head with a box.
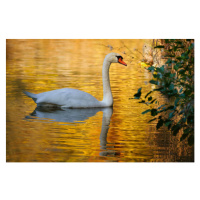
[105,52,127,66]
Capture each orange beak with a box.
[118,57,127,66]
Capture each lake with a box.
[6,39,194,162]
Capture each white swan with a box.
[24,52,127,108]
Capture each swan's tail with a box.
[23,91,37,102]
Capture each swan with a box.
[23,52,127,108]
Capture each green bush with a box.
[133,39,194,145]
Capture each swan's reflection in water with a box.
[28,107,104,123]
[26,106,116,157]
[99,107,119,157]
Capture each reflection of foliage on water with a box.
[132,39,194,146]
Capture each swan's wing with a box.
[36,88,101,108]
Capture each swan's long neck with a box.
[102,59,113,106]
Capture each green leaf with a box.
[145,91,153,98]
[187,115,194,124]
[170,73,176,78]
[156,118,164,130]
[134,96,140,99]
[172,124,181,136]
[172,89,178,95]
[169,112,174,119]
[167,106,174,110]
[188,135,194,146]
[169,83,174,90]
[165,39,170,43]
[154,45,165,48]
[185,89,192,96]
[149,80,159,85]
[180,93,185,98]
[148,118,157,122]
[153,73,161,79]
[174,64,179,71]
[147,66,155,71]
[168,124,172,130]
[156,65,165,73]
[164,72,170,78]
[134,87,142,99]
[158,107,167,113]
[165,120,172,127]
[174,98,180,107]
[150,99,157,104]
[151,109,158,116]
[148,96,152,101]
[188,43,194,51]
[137,87,142,93]
[179,69,185,74]
[181,52,189,59]
[158,104,166,110]
[153,87,164,91]
[174,41,183,45]
[180,128,191,141]
[180,133,189,141]
[182,117,187,123]
[173,128,180,136]
[166,58,172,64]
[141,109,151,114]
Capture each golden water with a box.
[6,39,194,162]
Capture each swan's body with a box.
[24,53,127,108]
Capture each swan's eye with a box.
[116,56,127,66]
[116,56,123,60]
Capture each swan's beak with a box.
[118,58,127,66]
